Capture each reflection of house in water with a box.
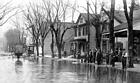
[71,13,96,55]
[101,4,140,57]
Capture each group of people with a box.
[76,48,103,65]
[75,48,128,69]
[106,48,128,68]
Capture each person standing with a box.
[96,49,103,65]
[110,49,115,67]
[122,50,127,69]
[118,48,122,62]
[77,50,81,59]
[93,48,97,63]
[89,49,92,63]
[106,53,110,65]
[81,51,85,63]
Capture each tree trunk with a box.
[56,39,62,58]
[55,30,62,58]
[123,0,134,68]
[41,39,44,57]
[57,44,62,58]
[36,41,39,57]
[95,25,101,49]
[51,30,55,58]
[128,22,134,68]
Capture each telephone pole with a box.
[87,1,90,52]
[109,0,115,53]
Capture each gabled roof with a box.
[103,19,140,34]
[102,8,126,23]
[115,20,140,31]
[102,6,140,24]
[114,10,126,23]
[76,13,97,24]
[102,6,140,35]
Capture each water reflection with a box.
[14,59,24,82]
[15,60,23,74]
[1,56,140,83]
[54,60,140,83]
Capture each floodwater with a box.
[0,56,140,83]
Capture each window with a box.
[75,28,77,37]
[86,26,88,35]
[83,26,87,36]
[103,23,109,31]
[78,28,81,36]
[83,27,85,36]
[79,18,83,24]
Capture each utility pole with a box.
[109,0,115,52]
[109,0,115,65]
[87,1,90,52]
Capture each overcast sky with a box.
[0,0,140,38]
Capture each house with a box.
[101,4,140,57]
[71,13,97,55]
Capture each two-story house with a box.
[72,13,96,55]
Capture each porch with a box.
[102,20,140,57]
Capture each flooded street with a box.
[0,56,140,83]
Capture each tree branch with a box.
[123,0,130,22]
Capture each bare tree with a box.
[0,1,19,26]
[88,0,106,49]
[42,0,55,57]
[24,4,41,57]
[24,3,50,57]
[39,18,50,57]
[123,0,135,68]
[42,0,75,58]
[12,16,26,45]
